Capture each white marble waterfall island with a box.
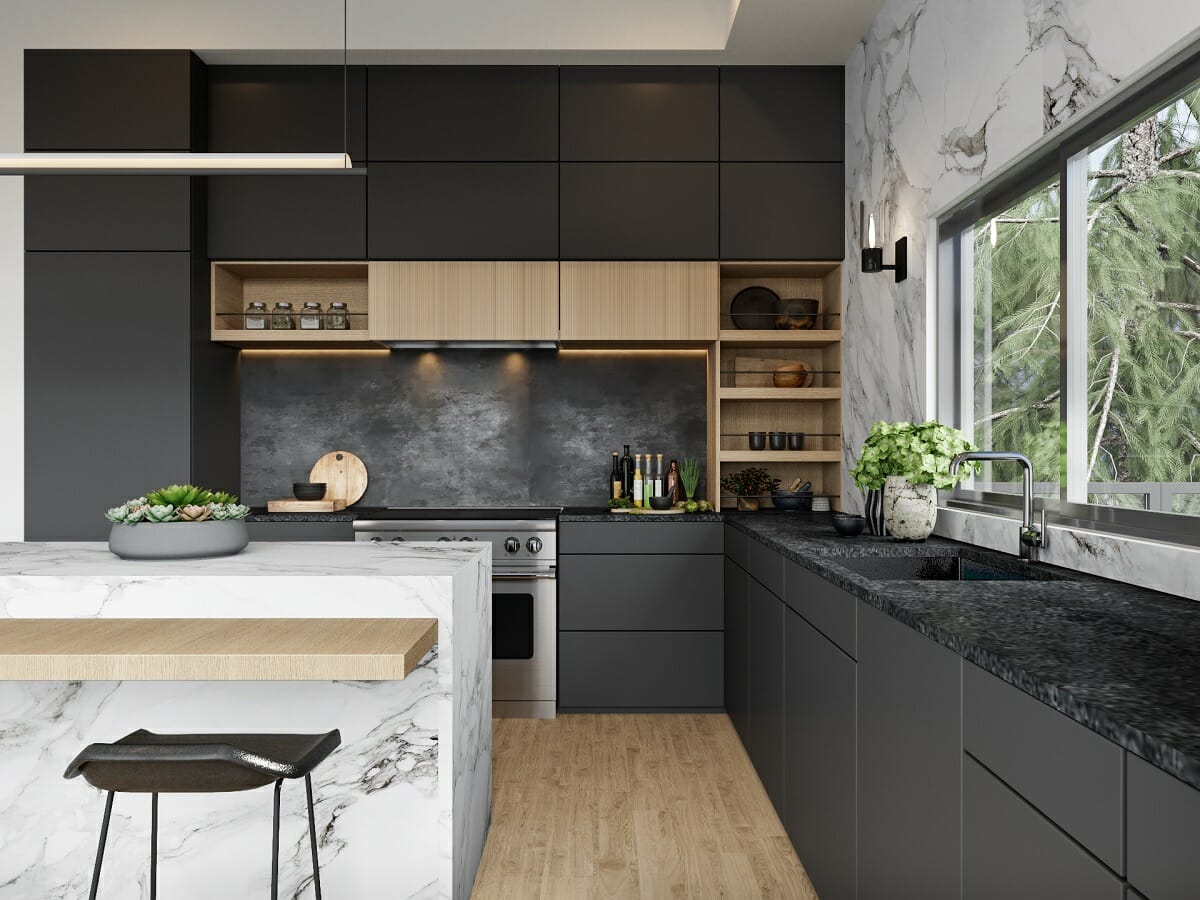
[0,541,492,899]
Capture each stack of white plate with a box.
[812,496,831,512]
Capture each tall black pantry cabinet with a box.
[24,51,239,540]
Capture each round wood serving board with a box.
[610,507,686,515]
[309,451,368,506]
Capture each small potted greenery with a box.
[104,484,251,560]
[849,421,978,540]
[720,466,780,512]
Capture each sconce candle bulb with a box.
[859,208,907,283]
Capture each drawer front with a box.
[1127,754,1200,900]
[964,663,1124,872]
[784,558,856,659]
[963,756,1123,900]
[558,554,722,630]
[747,537,785,597]
[558,631,723,709]
[559,522,722,555]
[724,524,748,569]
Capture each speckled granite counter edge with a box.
[726,516,1200,791]
[558,509,723,523]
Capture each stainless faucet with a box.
[949,451,1048,559]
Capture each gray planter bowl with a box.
[108,520,249,560]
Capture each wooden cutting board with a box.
[309,451,368,506]
[267,498,348,513]
[610,508,686,515]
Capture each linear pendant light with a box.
[2,2,360,175]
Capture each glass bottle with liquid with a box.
[633,454,644,508]
[610,452,622,500]
[621,445,633,499]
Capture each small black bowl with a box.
[649,495,674,511]
[293,482,327,501]
[831,512,866,537]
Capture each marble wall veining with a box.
[843,0,1200,595]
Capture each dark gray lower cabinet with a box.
[746,577,785,815]
[724,557,750,742]
[963,755,1123,899]
[858,602,961,900]
[558,554,722,630]
[245,521,354,541]
[558,631,723,709]
[784,607,855,900]
[1127,754,1200,900]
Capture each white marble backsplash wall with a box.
[843,0,1200,592]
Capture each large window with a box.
[939,51,1200,538]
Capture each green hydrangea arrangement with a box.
[105,484,249,525]
[849,421,980,490]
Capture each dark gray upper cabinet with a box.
[746,577,786,816]
[368,66,558,161]
[369,162,557,259]
[560,163,718,259]
[720,66,844,161]
[559,67,718,161]
[784,607,856,900]
[207,66,366,161]
[1127,754,1200,900]
[721,162,845,260]
[208,175,366,259]
[25,253,193,540]
[724,556,750,742]
[963,756,1123,900]
[25,176,192,251]
[858,602,961,900]
[25,50,204,151]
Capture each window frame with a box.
[934,38,1200,548]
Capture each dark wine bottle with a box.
[610,452,622,500]
[620,445,634,498]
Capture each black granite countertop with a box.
[726,512,1200,790]
[558,507,723,523]
[246,509,364,523]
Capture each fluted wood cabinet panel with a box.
[559,261,718,343]
[368,261,558,341]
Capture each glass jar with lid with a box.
[299,301,323,330]
[271,302,296,330]
[244,301,268,330]
[327,302,351,330]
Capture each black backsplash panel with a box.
[240,351,707,507]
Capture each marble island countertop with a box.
[727,513,1200,790]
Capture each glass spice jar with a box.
[299,301,323,330]
[244,301,267,330]
[327,301,350,330]
[271,302,296,330]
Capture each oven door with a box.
[492,571,556,719]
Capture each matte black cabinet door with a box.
[560,67,718,161]
[746,578,786,816]
[25,176,192,251]
[558,631,723,709]
[208,175,366,259]
[368,163,558,259]
[560,163,718,259]
[208,65,367,161]
[25,50,201,150]
[721,163,844,260]
[25,253,192,540]
[784,608,856,900]
[724,557,750,741]
[1127,754,1200,900]
[858,602,961,900]
[558,555,723,630]
[720,67,844,161]
[560,522,722,555]
[963,756,1123,900]
[368,66,558,161]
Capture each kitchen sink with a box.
[836,555,1035,582]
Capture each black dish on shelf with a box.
[293,482,327,501]
[774,297,820,330]
[729,285,781,330]
[832,512,866,537]
[748,431,766,451]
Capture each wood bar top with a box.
[0,618,437,681]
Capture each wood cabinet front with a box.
[368,261,558,342]
[559,261,718,343]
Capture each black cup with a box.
[748,432,766,450]
[787,432,804,450]
[768,431,786,451]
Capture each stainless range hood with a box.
[381,341,560,350]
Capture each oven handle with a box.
[492,571,557,581]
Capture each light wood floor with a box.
[471,714,818,899]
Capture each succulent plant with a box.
[146,484,213,508]
[177,504,212,523]
[208,490,239,505]
[142,504,178,523]
[104,486,247,524]
[104,504,129,524]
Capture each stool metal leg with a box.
[271,778,283,900]
[88,791,115,900]
[305,775,322,899]
[150,793,158,900]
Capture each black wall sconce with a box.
[860,202,907,282]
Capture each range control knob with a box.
[527,536,543,554]
[504,537,521,554]
[459,536,474,542]
[369,536,383,543]
[437,536,452,542]
[391,536,405,543]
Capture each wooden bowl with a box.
[773,363,813,388]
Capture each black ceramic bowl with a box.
[771,490,813,512]
[293,482,327,501]
[648,495,675,511]
[832,512,866,537]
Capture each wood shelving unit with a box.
[709,260,843,510]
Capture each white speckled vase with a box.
[882,476,937,541]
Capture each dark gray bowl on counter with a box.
[771,490,813,511]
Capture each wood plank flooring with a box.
[471,714,818,899]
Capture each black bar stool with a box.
[65,728,341,900]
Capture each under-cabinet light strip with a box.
[0,152,360,175]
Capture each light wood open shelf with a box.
[718,451,842,463]
[718,329,841,347]
[719,387,842,401]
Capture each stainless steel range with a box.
[353,508,558,718]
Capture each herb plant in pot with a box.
[720,467,781,512]
[104,484,251,560]
[849,421,977,540]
